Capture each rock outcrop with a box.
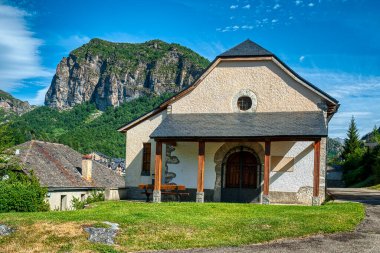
[0,89,31,115]
[45,39,210,110]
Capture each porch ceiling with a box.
[150,111,327,141]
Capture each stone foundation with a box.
[269,186,314,205]
[196,192,205,203]
[153,190,161,203]
[262,195,270,204]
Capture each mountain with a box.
[45,39,210,110]
[4,94,172,157]
[327,137,343,162]
[0,90,32,121]
[362,127,380,142]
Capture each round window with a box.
[237,96,252,111]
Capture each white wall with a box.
[125,111,167,186]
[269,141,314,192]
[47,188,126,210]
[47,190,89,211]
[167,142,223,189]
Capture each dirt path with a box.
[151,188,380,253]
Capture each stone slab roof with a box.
[218,39,274,58]
[16,141,125,188]
[150,112,327,139]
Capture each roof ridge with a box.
[218,39,273,58]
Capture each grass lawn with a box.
[369,184,380,190]
[0,201,364,253]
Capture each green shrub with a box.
[71,196,85,210]
[70,190,105,210]
[0,171,49,212]
[87,190,105,203]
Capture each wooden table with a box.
[138,184,188,202]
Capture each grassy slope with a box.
[0,201,364,252]
[369,184,380,190]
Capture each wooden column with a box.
[263,141,271,204]
[313,139,321,198]
[153,141,162,202]
[196,141,205,202]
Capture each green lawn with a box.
[0,201,364,252]
[369,184,380,190]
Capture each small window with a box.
[141,143,151,176]
[237,96,252,111]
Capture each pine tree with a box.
[341,116,361,160]
[369,125,380,144]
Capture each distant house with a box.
[118,39,339,205]
[90,151,126,175]
[90,151,110,163]
[16,140,127,210]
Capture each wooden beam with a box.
[155,136,325,143]
[154,141,162,191]
[162,141,177,146]
[313,140,321,197]
[197,141,205,193]
[263,141,271,196]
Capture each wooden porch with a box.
[151,138,322,204]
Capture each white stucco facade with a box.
[122,56,335,205]
[47,188,127,211]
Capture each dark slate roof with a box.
[218,39,274,58]
[150,112,327,139]
[16,141,125,188]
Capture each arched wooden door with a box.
[222,151,260,203]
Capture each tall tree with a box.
[341,116,361,160]
[369,125,380,144]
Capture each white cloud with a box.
[299,55,305,62]
[296,68,380,137]
[0,4,51,91]
[295,0,303,5]
[242,4,251,9]
[28,85,50,105]
[272,19,278,23]
[241,25,253,30]
[230,5,238,9]
[273,4,281,10]
[308,3,315,7]
[57,35,91,53]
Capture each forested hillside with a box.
[1,93,172,157]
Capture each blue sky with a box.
[0,0,379,138]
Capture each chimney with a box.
[82,154,93,181]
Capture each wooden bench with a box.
[138,184,189,202]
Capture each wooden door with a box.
[222,151,259,203]
[225,151,257,189]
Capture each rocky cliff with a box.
[45,39,210,110]
[0,89,31,116]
